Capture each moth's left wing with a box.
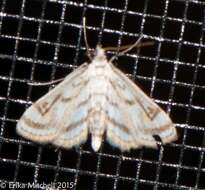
[17,63,89,145]
[52,86,90,149]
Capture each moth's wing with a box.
[106,86,157,151]
[105,98,142,151]
[17,63,89,144]
[106,64,177,149]
[105,77,147,151]
[52,83,90,149]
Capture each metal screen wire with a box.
[0,0,205,189]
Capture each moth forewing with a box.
[109,64,178,146]
[17,63,89,144]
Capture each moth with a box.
[16,46,178,152]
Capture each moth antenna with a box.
[119,35,144,55]
[104,41,154,52]
[109,35,144,62]
[83,17,92,61]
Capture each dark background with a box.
[0,0,205,190]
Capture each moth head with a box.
[93,45,107,62]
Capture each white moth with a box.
[17,46,178,152]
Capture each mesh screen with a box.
[0,0,205,189]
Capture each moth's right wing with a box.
[17,63,89,145]
[105,64,178,151]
